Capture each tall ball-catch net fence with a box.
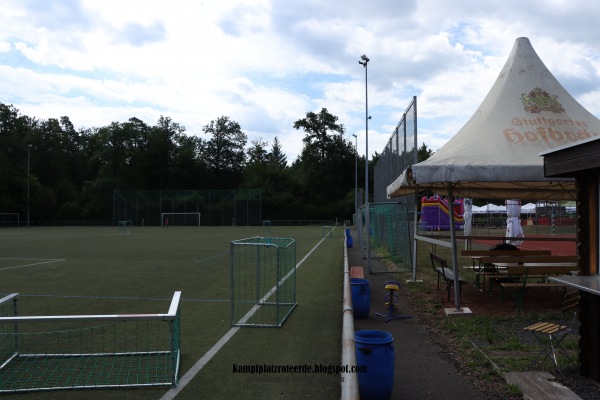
[0,292,181,393]
[113,189,261,226]
[230,237,296,327]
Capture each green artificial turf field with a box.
[0,226,343,399]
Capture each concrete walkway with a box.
[347,241,488,399]
[346,237,584,399]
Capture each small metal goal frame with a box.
[117,220,133,234]
[230,237,296,327]
[0,292,181,393]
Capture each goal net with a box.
[0,213,19,227]
[117,220,132,234]
[0,292,181,393]
[322,225,334,237]
[230,237,296,327]
[161,212,201,226]
[263,220,271,233]
[113,189,261,226]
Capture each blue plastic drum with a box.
[350,278,370,319]
[346,235,353,248]
[354,330,394,400]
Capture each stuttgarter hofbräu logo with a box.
[521,87,565,114]
[502,87,600,145]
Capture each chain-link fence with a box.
[113,189,261,226]
[357,202,413,273]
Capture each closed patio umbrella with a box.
[505,199,524,246]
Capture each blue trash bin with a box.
[355,330,394,400]
[346,235,353,248]
[345,228,351,237]
[351,278,370,319]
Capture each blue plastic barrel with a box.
[350,278,370,319]
[346,235,353,248]
[355,330,394,400]
[345,228,351,237]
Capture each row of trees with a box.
[1,102,391,223]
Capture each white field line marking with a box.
[160,229,334,400]
[0,259,66,271]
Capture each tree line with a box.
[0,102,384,224]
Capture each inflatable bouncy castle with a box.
[420,195,464,231]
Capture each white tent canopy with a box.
[386,37,597,311]
[521,203,536,213]
[385,37,600,201]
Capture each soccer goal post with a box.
[230,237,297,327]
[0,213,19,227]
[161,212,201,226]
[117,220,133,234]
[0,292,181,393]
[263,220,271,233]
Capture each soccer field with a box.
[0,226,343,399]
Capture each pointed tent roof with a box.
[386,37,600,200]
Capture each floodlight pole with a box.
[27,145,30,227]
[352,134,358,225]
[359,54,370,272]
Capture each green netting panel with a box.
[230,237,296,327]
[113,189,261,226]
[0,294,17,372]
[0,294,181,393]
[359,203,412,273]
[322,226,334,237]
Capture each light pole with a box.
[358,54,370,271]
[27,145,30,227]
[352,134,357,226]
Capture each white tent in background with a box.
[470,205,485,214]
[521,203,536,213]
[485,203,506,213]
[385,37,600,312]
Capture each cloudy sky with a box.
[1,0,600,163]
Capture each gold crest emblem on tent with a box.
[521,87,565,114]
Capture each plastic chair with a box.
[374,280,412,322]
[524,289,580,371]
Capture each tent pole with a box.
[412,190,419,282]
[447,183,462,311]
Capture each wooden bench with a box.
[461,250,553,291]
[483,256,578,292]
[461,249,552,270]
[461,249,552,258]
[499,264,577,310]
[479,255,578,265]
[350,266,364,279]
[429,252,467,301]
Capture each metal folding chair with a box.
[523,289,580,371]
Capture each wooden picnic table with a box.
[490,262,579,310]
[460,249,553,292]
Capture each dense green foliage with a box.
[0,103,377,223]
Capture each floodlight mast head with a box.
[358,53,370,273]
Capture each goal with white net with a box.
[0,292,181,393]
[161,212,201,226]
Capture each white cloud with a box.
[0,0,599,164]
